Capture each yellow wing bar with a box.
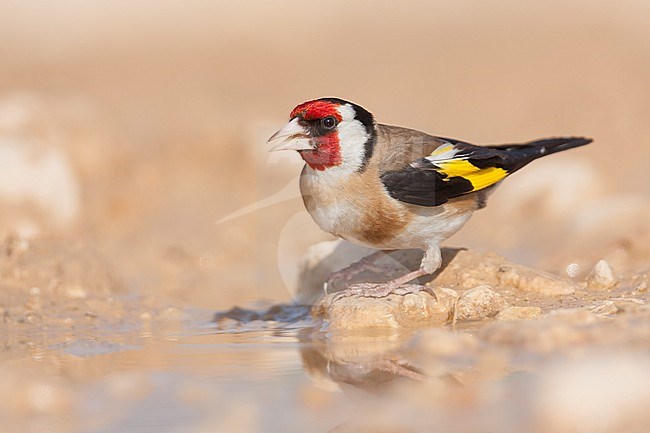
[436,160,507,192]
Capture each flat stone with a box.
[313,285,459,330]
[497,265,578,296]
[588,301,618,316]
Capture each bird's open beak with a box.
[267,118,314,151]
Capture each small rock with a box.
[586,259,618,291]
[496,306,542,321]
[313,285,458,329]
[636,281,647,293]
[588,301,618,316]
[496,266,520,287]
[456,285,508,321]
[612,298,645,314]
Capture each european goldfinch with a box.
[268,98,591,295]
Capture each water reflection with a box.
[214,302,474,432]
[213,300,650,433]
[298,329,464,396]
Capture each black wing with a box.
[380,137,591,207]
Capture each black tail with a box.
[489,136,592,173]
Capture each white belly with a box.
[385,206,473,248]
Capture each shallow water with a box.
[81,329,313,433]
[68,320,348,433]
[4,299,647,433]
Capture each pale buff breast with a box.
[300,165,408,245]
[300,164,482,250]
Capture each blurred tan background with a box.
[1,0,648,309]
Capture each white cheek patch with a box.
[334,104,369,173]
[301,103,370,183]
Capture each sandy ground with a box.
[0,1,649,432]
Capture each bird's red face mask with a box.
[267,100,343,171]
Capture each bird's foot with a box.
[330,268,431,301]
[331,283,429,302]
[323,250,395,294]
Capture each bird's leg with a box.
[324,250,395,293]
[383,268,429,289]
[383,243,441,289]
[331,244,442,300]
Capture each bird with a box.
[267,97,591,297]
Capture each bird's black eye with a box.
[321,116,337,130]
